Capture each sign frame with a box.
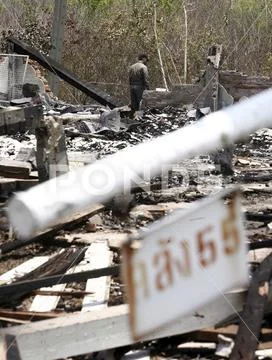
[122,188,248,340]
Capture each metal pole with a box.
[7,89,272,239]
[48,0,67,96]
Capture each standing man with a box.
[129,54,150,118]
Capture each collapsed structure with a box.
[0,39,271,360]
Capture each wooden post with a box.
[230,253,272,360]
[35,125,49,182]
[48,0,67,95]
[35,116,69,182]
[203,45,222,111]
[45,116,69,178]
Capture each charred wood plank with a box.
[0,309,62,321]
[32,289,94,297]
[29,244,97,312]
[230,253,272,360]
[0,257,49,285]
[3,334,22,360]
[0,316,29,324]
[234,173,272,183]
[0,265,120,302]
[246,213,272,223]
[15,247,86,282]
[35,125,49,182]
[249,239,272,251]
[65,129,107,140]
[0,204,105,256]
[0,159,31,179]
[8,37,121,109]
[0,105,43,135]
[0,248,86,305]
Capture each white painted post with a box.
[8,89,272,239]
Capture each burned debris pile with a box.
[0,42,271,360]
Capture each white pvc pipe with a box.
[8,89,272,239]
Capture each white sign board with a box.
[123,189,248,340]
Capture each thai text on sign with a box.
[123,189,248,340]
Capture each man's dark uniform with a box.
[129,57,149,113]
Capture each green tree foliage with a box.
[0,0,272,103]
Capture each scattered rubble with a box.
[0,43,271,360]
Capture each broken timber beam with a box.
[8,37,121,109]
[0,160,31,179]
[230,253,272,360]
[0,249,86,306]
[0,104,48,183]
[0,291,247,360]
[16,248,86,283]
[0,257,49,285]
[0,265,120,302]
[0,105,43,135]
[0,204,105,256]
[31,289,93,297]
[0,309,61,321]
[0,178,39,194]
[249,239,272,251]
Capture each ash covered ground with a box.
[0,102,271,360]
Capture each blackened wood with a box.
[0,179,39,194]
[0,159,31,179]
[65,129,107,140]
[246,213,272,223]
[32,289,94,297]
[0,106,43,135]
[235,173,272,183]
[249,239,272,251]
[0,265,120,301]
[35,126,49,182]
[0,248,86,305]
[15,247,86,282]
[8,37,120,109]
[230,253,272,360]
[0,204,105,256]
[0,309,61,321]
[5,334,22,360]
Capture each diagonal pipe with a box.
[7,89,272,239]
